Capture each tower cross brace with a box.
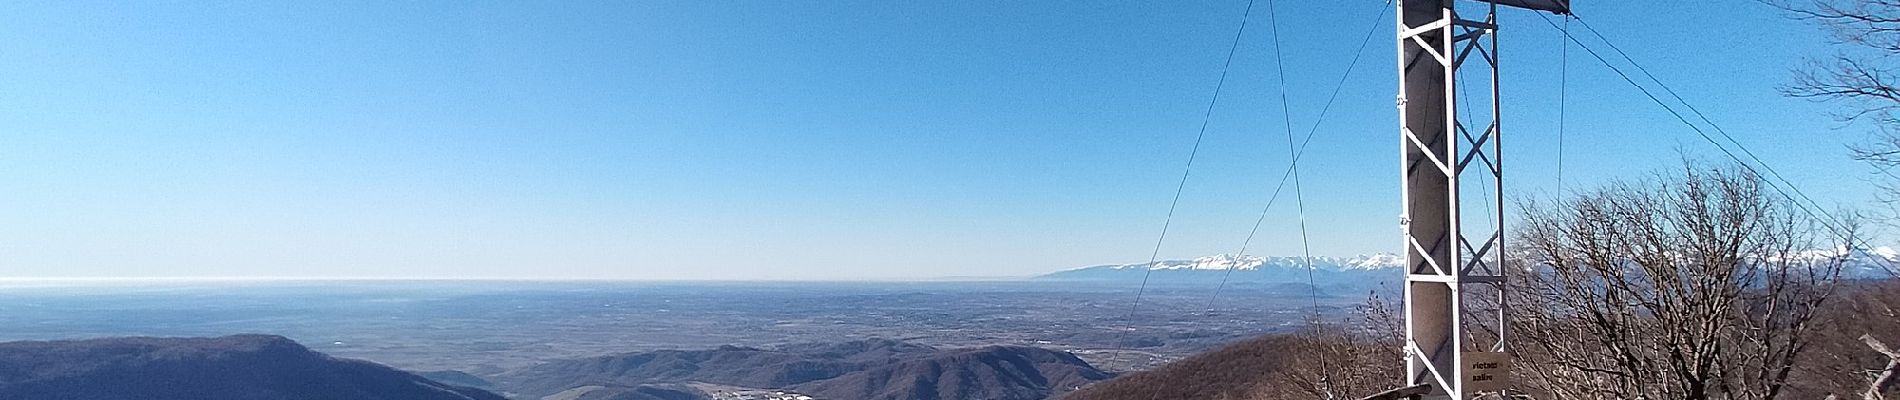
[1394,0,1566,398]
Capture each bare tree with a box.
[1507,163,1852,400]
[1853,334,1900,399]
[1761,3,1900,398]
[1767,0,1900,222]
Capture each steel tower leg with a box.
[1396,0,1509,398]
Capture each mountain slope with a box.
[792,345,1111,400]
[0,334,505,400]
[493,344,877,398]
[541,384,708,400]
[1059,334,1302,400]
[493,339,1110,400]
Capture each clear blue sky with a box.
[0,1,1878,280]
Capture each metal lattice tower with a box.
[1395,0,1566,398]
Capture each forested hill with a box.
[0,334,504,400]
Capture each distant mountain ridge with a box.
[1076,253,1404,272]
[1038,254,1404,286]
[1044,247,1900,284]
[0,334,504,400]
[1788,246,1900,278]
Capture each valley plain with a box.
[0,279,1369,375]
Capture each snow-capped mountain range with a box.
[1091,253,1404,272]
[1040,247,1900,284]
[1770,246,1899,278]
[1037,253,1405,286]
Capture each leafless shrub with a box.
[1507,163,1853,400]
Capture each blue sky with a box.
[0,1,1878,280]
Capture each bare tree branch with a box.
[1507,163,1850,400]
